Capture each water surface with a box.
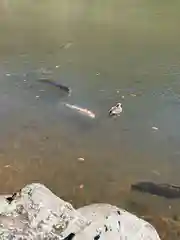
[0,0,180,216]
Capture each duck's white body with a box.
[109,103,122,116]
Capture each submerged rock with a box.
[131,181,180,199]
[0,183,160,239]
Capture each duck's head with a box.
[116,103,122,108]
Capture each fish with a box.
[131,181,180,199]
[38,79,71,95]
[64,103,95,119]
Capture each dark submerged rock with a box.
[131,181,180,199]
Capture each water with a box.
[0,0,180,215]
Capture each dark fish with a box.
[131,181,180,199]
[38,79,71,95]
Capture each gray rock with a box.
[0,183,160,239]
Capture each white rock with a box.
[0,183,161,239]
[76,204,161,240]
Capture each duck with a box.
[109,103,122,117]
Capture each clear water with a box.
[0,0,180,215]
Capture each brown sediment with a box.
[143,216,180,240]
[124,198,180,240]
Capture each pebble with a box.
[152,170,160,176]
[64,42,72,49]
[130,94,136,97]
[96,72,100,76]
[121,96,125,99]
[5,73,11,77]
[23,79,27,82]
[55,65,60,68]
[36,95,40,99]
[4,165,11,168]
[78,157,85,162]
[79,184,84,189]
[152,127,159,131]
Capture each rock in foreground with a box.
[0,183,160,239]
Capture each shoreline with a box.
[0,184,179,239]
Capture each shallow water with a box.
[0,0,180,216]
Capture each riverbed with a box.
[0,0,180,218]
